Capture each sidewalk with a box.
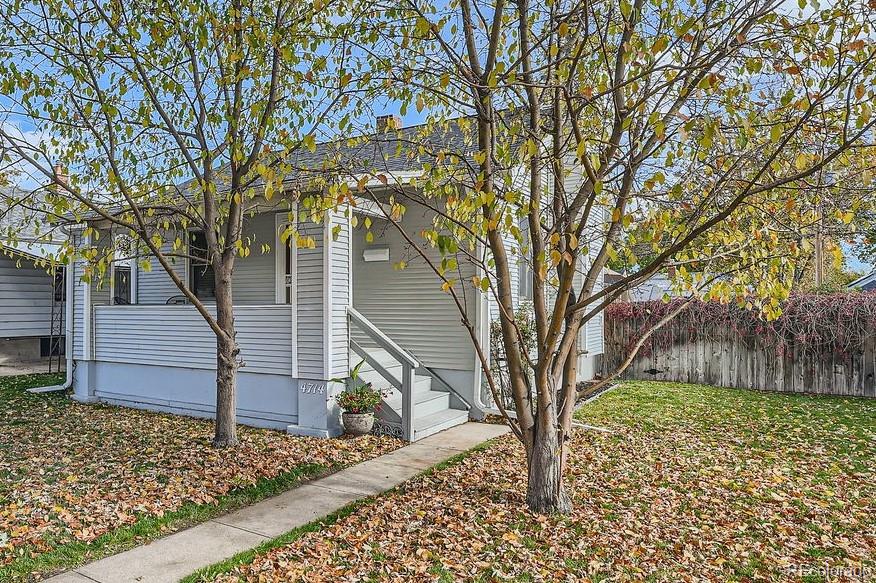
[46,422,508,583]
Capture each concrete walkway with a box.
[46,422,508,583]
[0,359,62,377]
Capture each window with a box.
[113,265,131,304]
[284,234,293,303]
[189,231,216,300]
[53,267,66,302]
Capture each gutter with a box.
[27,260,74,393]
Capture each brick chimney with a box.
[376,114,402,133]
[53,163,68,188]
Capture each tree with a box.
[0,0,359,446]
[330,0,876,512]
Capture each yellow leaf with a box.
[794,153,808,171]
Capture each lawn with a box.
[0,374,399,580]
[192,382,875,582]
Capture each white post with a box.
[81,232,93,360]
[130,254,138,304]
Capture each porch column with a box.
[71,225,114,403]
[287,209,351,438]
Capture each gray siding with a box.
[352,207,477,371]
[92,305,294,375]
[75,361,298,430]
[71,230,113,360]
[581,274,605,357]
[136,239,186,304]
[296,219,325,378]
[0,253,56,338]
[329,211,351,377]
[582,205,605,357]
[233,213,276,304]
[562,165,606,361]
[488,230,522,320]
[135,213,277,305]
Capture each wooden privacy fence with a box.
[602,296,876,398]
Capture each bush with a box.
[336,384,382,414]
[606,292,876,358]
[487,300,537,408]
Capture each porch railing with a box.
[89,304,295,376]
[347,306,418,441]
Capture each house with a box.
[848,271,876,291]
[61,117,605,441]
[603,268,682,304]
[0,186,66,372]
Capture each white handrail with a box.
[347,306,417,441]
[347,306,419,368]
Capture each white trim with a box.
[274,209,299,377]
[274,211,297,304]
[182,229,194,296]
[130,253,139,304]
[82,231,93,360]
[323,212,332,378]
[849,270,876,289]
[347,210,353,375]
[473,239,492,413]
[109,262,116,305]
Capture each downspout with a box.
[28,259,74,393]
[472,241,508,418]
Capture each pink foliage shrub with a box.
[606,292,876,358]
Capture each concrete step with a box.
[358,369,432,393]
[382,389,450,418]
[350,346,468,442]
[413,409,471,441]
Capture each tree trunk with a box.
[525,419,572,514]
[212,269,239,448]
[525,368,572,514]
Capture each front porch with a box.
[69,206,482,441]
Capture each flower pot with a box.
[342,412,375,436]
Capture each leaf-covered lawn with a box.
[201,382,875,582]
[0,374,399,572]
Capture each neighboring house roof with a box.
[627,275,675,302]
[848,271,876,291]
[0,185,65,259]
[0,241,61,263]
[604,270,676,302]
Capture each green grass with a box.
[183,381,875,582]
[577,380,876,447]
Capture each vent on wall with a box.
[363,247,390,262]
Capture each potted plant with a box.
[334,361,382,436]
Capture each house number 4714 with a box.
[301,382,326,394]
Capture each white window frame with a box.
[275,209,299,376]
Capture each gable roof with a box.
[848,271,876,291]
[1,185,65,261]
